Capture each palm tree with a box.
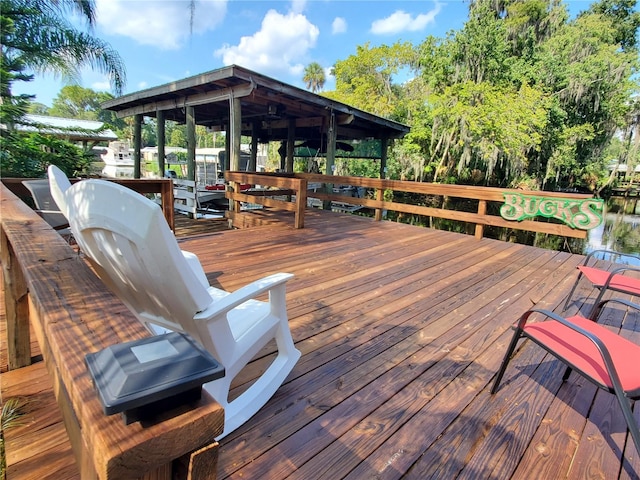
[1,0,126,102]
[303,62,326,93]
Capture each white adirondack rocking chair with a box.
[23,176,71,236]
[64,179,301,438]
[47,164,73,218]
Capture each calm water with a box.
[585,197,640,265]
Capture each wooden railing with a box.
[226,172,596,239]
[1,177,175,230]
[226,172,307,228]
[1,184,222,479]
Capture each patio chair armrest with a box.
[594,298,640,317]
[597,265,640,292]
[522,308,622,391]
[196,273,294,320]
[608,265,640,277]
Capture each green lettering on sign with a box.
[500,193,604,230]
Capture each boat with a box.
[197,182,253,206]
[101,141,134,166]
[192,148,254,206]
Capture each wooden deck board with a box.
[2,208,638,479]
[185,211,636,479]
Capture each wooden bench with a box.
[1,184,223,479]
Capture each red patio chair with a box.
[491,298,640,455]
[563,249,640,318]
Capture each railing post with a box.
[475,200,487,239]
[295,178,307,229]
[1,227,31,369]
[230,180,242,214]
[374,188,384,221]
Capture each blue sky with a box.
[15,0,595,108]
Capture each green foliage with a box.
[1,131,93,177]
[1,0,126,179]
[584,0,640,51]
[318,1,638,200]
[28,102,49,115]
[329,41,417,118]
[1,397,28,480]
[1,0,125,97]
[450,0,512,85]
[325,0,638,193]
[47,85,128,133]
[169,127,187,148]
[428,81,549,185]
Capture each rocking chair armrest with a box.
[35,209,66,215]
[181,250,210,289]
[196,272,294,320]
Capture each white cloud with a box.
[138,81,149,89]
[214,9,319,78]
[96,0,227,50]
[290,0,306,14]
[332,17,347,34]
[371,4,442,35]
[91,80,111,92]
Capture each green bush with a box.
[0,131,92,177]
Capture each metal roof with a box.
[17,114,118,142]
[102,65,410,145]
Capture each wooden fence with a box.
[226,172,596,239]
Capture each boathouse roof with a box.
[102,65,410,147]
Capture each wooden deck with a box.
[3,209,640,479]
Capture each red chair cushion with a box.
[579,265,640,296]
[524,315,640,398]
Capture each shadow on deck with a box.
[3,209,640,479]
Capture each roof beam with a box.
[261,114,353,130]
[113,81,256,118]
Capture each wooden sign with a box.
[500,193,604,230]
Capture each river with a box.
[585,197,640,265]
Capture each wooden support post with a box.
[249,123,258,172]
[1,228,31,369]
[230,96,242,171]
[133,114,142,179]
[475,200,487,239]
[325,111,336,176]
[157,110,166,177]
[228,97,242,214]
[186,106,196,182]
[379,137,388,179]
[286,119,295,173]
[323,111,337,210]
[279,141,286,171]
